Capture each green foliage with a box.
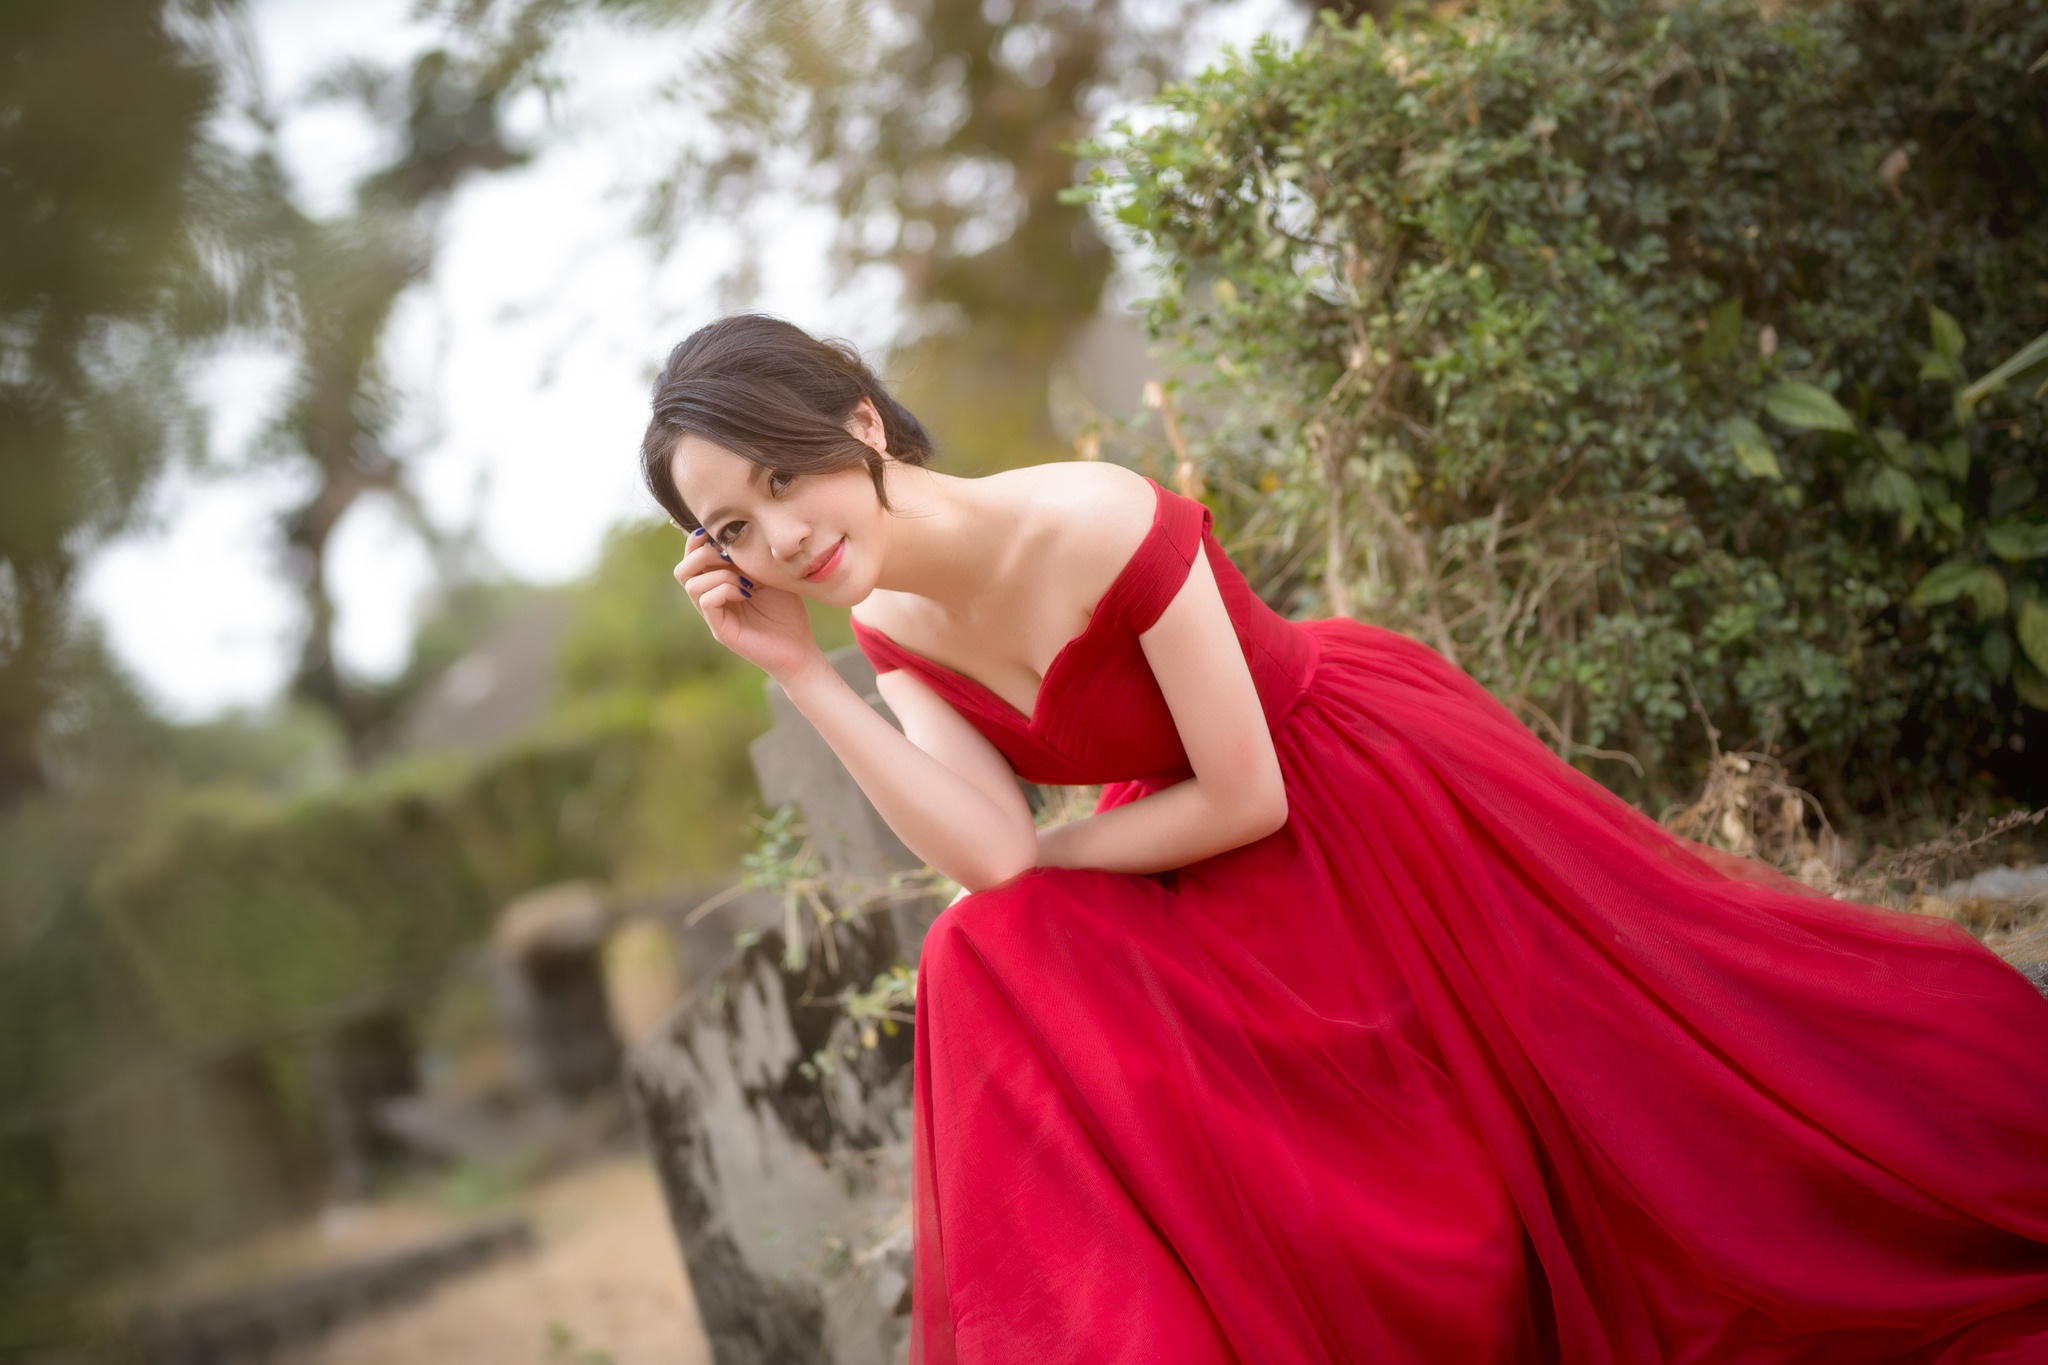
[546,1320,617,1365]
[0,586,770,1318]
[556,517,858,705]
[1088,0,2048,811]
[730,805,939,1080]
[0,719,584,1105]
[247,41,539,754]
[0,679,765,1121]
[476,0,1171,473]
[556,521,734,699]
[1849,315,2048,710]
[798,963,918,1081]
[0,0,250,803]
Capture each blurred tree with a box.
[631,0,1175,469]
[458,0,1310,472]
[244,34,552,758]
[0,0,253,807]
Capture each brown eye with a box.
[716,521,746,545]
[768,470,794,494]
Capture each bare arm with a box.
[675,534,1037,892]
[1034,549,1288,874]
[677,519,1281,889]
[783,660,1038,891]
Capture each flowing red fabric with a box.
[851,481,2048,1364]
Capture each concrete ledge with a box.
[131,1213,534,1364]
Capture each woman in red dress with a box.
[646,314,2048,1363]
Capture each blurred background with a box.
[0,0,1299,1358]
[4,0,2045,1359]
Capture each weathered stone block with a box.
[629,916,914,1365]
[492,881,624,1107]
[632,647,940,1365]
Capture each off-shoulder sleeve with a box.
[1116,486,1212,635]
[849,617,905,675]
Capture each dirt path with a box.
[275,1157,709,1365]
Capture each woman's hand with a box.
[674,534,822,683]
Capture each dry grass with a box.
[1660,740,2047,985]
[1661,749,1850,890]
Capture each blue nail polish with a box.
[718,548,731,561]
[690,526,705,538]
[740,576,753,588]
[740,587,753,599]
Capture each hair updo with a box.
[639,314,936,531]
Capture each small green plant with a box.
[716,808,938,1081]
[744,803,833,973]
[707,805,954,975]
[546,1321,616,1365]
[430,1152,536,1214]
[700,804,943,1058]
[798,963,921,1080]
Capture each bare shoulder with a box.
[853,461,1157,646]
[997,461,1158,567]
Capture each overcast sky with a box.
[80,0,1293,719]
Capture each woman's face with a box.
[667,436,889,607]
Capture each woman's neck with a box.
[870,466,1018,613]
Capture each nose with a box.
[763,508,811,564]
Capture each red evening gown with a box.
[850,480,2048,1364]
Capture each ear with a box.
[845,397,890,456]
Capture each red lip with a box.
[801,538,846,582]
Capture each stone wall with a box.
[628,649,935,1365]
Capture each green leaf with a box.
[1958,325,2048,416]
[1929,305,1965,364]
[1920,353,1965,383]
[1968,569,2009,621]
[1907,559,1984,608]
[2019,598,2048,676]
[1871,465,1922,537]
[1985,522,2048,562]
[1873,427,1910,463]
[1983,627,2013,684]
[1991,472,2040,521]
[1724,416,1781,480]
[1763,382,1857,434]
[2016,660,2048,711]
[1699,298,1743,364]
[1906,561,2006,617]
[1940,436,1970,481]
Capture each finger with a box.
[683,566,750,613]
[697,581,751,618]
[682,552,754,593]
[675,542,731,582]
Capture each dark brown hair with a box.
[640,314,935,531]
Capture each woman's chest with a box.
[867,590,1096,720]
[972,628,1194,787]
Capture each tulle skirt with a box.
[907,620,2048,1364]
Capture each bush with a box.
[1088,0,2048,816]
[1,673,767,1100]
